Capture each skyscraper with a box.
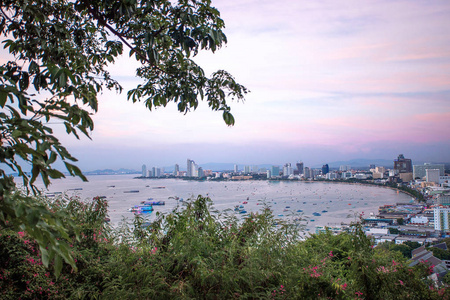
[322,164,329,175]
[174,164,179,176]
[296,162,304,175]
[394,154,412,173]
[142,164,147,177]
[270,166,280,178]
[234,164,238,173]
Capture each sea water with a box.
[32,174,412,231]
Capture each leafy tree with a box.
[0,0,247,275]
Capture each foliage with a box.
[429,247,450,261]
[0,0,247,274]
[2,194,450,299]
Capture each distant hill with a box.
[84,168,140,175]
[314,158,394,169]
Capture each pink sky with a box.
[3,0,450,170]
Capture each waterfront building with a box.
[270,166,280,178]
[414,163,445,179]
[266,170,271,178]
[283,163,293,176]
[252,165,259,173]
[174,164,179,176]
[296,162,304,175]
[342,171,352,179]
[322,164,329,175]
[326,172,338,180]
[142,164,147,177]
[186,159,198,177]
[394,154,412,173]
[198,167,204,178]
[304,167,311,178]
[234,164,238,173]
[187,159,193,177]
[244,165,251,174]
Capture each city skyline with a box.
[3,0,450,172]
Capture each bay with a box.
[34,174,412,232]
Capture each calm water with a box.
[33,174,412,231]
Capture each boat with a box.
[141,200,165,206]
[239,210,247,214]
[312,212,321,216]
[243,201,248,204]
[68,188,83,191]
[321,210,328,213]
[129,205,153,212]
[296,209,303,212]
[285,206,290,208]
[152,186,165,189]
[124,190,139,193]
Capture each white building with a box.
[440,176,450,187]
[142,164,147,177]
[426,169,440,184]
[414,163,445,179]
[434,206,450,231]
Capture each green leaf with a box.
[54,255,63,278]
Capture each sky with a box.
[6,0,450,171]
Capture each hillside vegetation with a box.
[1,194,449,299]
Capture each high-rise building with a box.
[322,164,329,175]
[186,159,198,177]
[413,163,445,179]
[142,164,147,177]
[198,167,204,178]
[244,165,251,174]
[252,165,259,173]
[174,164,179,176]
[304,167,311,178]
[394,154,412,173]
[283,163,293,176]
[270,166,280,178]
[152,167,157,177]
[434,206,450,231]
[296,162,304,174]
[234,164,238,173]
[187,159,192,177]
[426,169,440,184]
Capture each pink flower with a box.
[17,232,25,238]
[399,280,404,285]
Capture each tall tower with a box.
[142,164,147,177]
[322,164,329,175]
[296,162,304,174]
[187,159,192,177]
[174,164,179,176]
[394,154,412,173]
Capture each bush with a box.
[1,194,449,299]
